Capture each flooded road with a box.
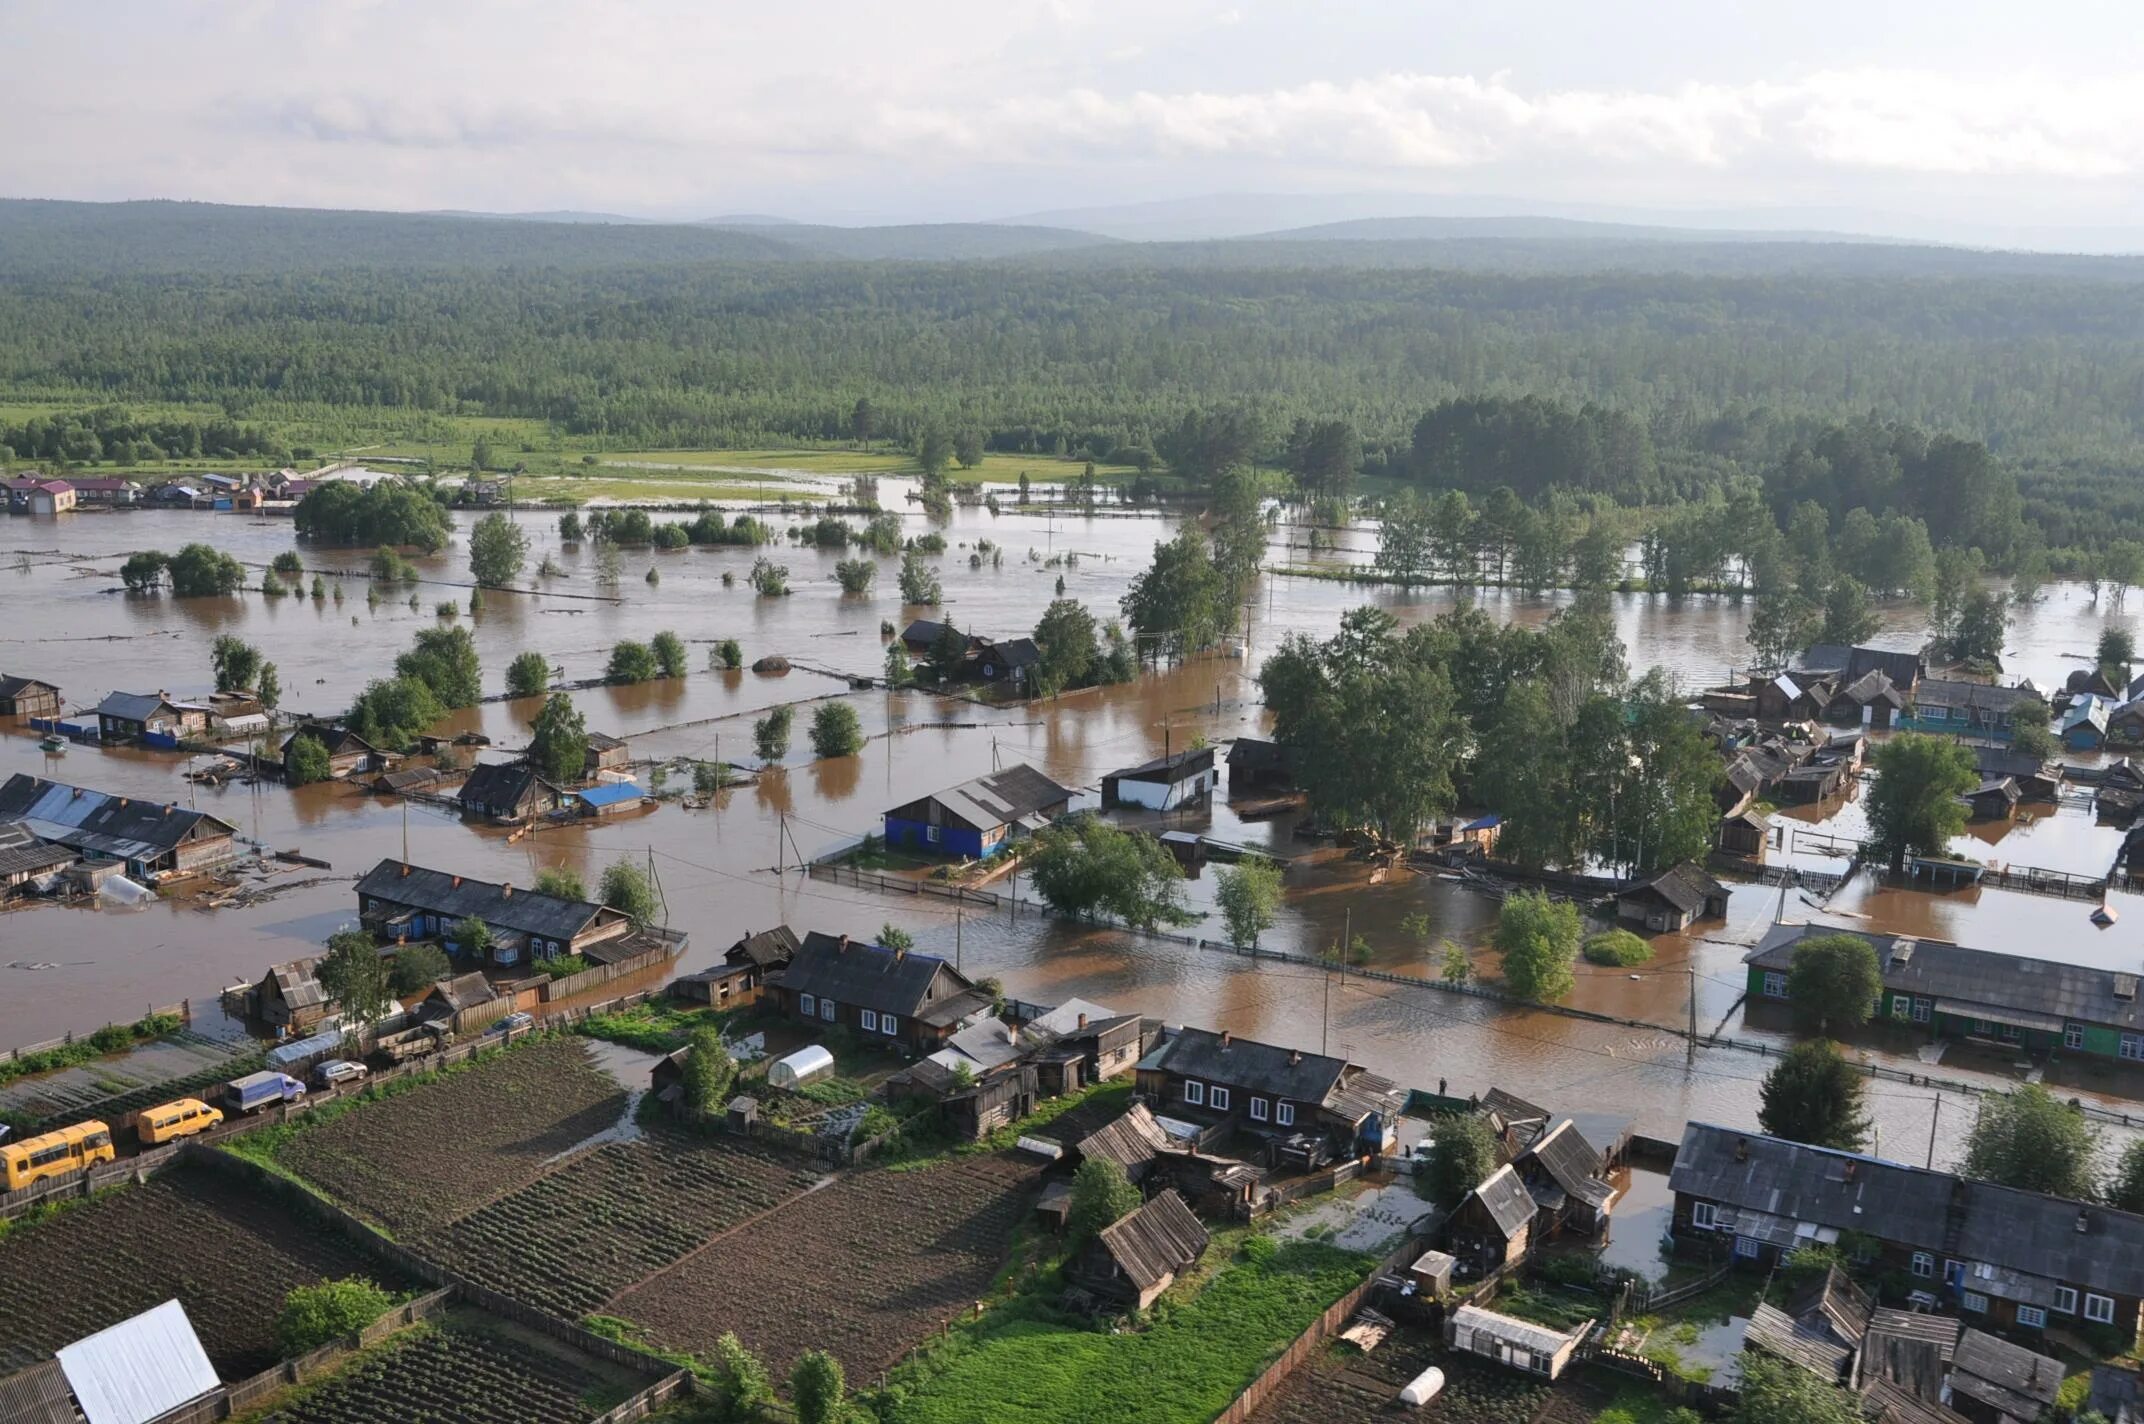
[6,500,2144,1166]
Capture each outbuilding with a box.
[1102,746,1217,812]
[0,675,61,719]
[1447,1304,1588,1379]
[1616,862,1730,933]
[768,1044,835,1090]
[1068,1189,1209,1312]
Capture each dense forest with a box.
[5,200,2144,550]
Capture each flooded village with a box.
[8,477,2144,1423]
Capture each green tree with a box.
[755,704,794,764]
[1757,1040,1871,1151]
[275,1278,392,1355]
[599,859,659,926]
[791,1350,846,1424]
[1494,890,1580,1002]
[1066,1156,1142,1241]
[712,1334,772,1415]
[2109,1139,2144,1214]
[1441,940,1473,983]
[316,929,392,1025]
[1817,575,1881,646]
[680,1025,737,1117]
[346,675,446,750]
[952,429,985,468]
[925,620,970,682]
[835,558,876,593]
[257,661,282,712]
[1946,588,2006,666]
[1865,734,1977,873]
[285,732,332,786]
[879,923,915,953]
[2010,695,2057,761]
[1025,817,1189,928]
[396,625,482,708]
[211,634,262,692]
[528,693,589,786]
[849,397,877,448]
[1473,681,1577,870]
[1747,591,1819,671]
[1786,934,1884,1036]
[507,650,551,698]
[168,543,247,595]
[557,510,583,542]
[467,511,527,587]
[810,702,864,758]
[898,548,941,605]
[1581,930,1652,966]
[2100,625,2135,676]
[121,551,168,592]
[1214,857,1284,949]
[389,941,451,995]
[535,865,587,901]
[713,638,742,669]
[650,630,688,679]
[1418,1111,1500,1207]
[1734,1354,1863,1424]
[884,639,912,687]
[608,639,658,683]
[749,556,789,596]
[1032,598,1100,693]
[1962,1084,2101,1198]
[1121,526,1226,663]
[452,917,494,960]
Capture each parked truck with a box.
[224,1071,307,1115]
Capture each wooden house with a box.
[898,619,985,666]
[976,637,1040,692]
[0,824,74,891]
[355,857,641,966]
[1069,1189,1209,1312]
[0,773,237,880]
[1074,1104,1171,1185]
[1799,644,1926,700]
[583,731,630,776]
[764,931,993,1054]
[882,765,1073,859]
[1946,1329,2062,1424]
[0,675,61,719]
[1615,862,1730,933]
[670,962,762,1011]
[726,926,801,974]
[457,761,565,823]
[1854,1308,1961,1404]
[1971,747,2059,801]
[256,958,330,1033]
[281,723,385,781]
[1757,672,1830,723]
[1102,747,1217,812]
[1135,1026,1401,1160]
[1225,738,1294,793]
[95,690,208,743]
[1834,670,1907,728]
[2065,699,2111,751]
[1023,1001,1145,1094]
[420,972,504,1031]
[1718,808,1769,857]
[1960,777,2020,821]
[886,1057,1039,1140]
[1447,1164,1537,1277]
[1513,1119,1620,1235]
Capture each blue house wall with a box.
[885,814,991,859]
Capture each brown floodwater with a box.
[5,497,2144,1165]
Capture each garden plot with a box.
[0,1164,415,1379]
[611,1150,1042,1377]
[254,1314,639,1424]
[276,1036,627,1234]
[416,1125,826,1317]
[1251,1338,1550,1424]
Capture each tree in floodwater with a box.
[1962,1084,2101,1199]
[467,512,527,587]
[1864,733,1976,873]
[1757,1040,1870,1152]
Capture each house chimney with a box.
[1220,1030,1232,1049]
[2078,1209,2092,1234]
[838,935,850,953]
[501,883,512,898]
[1290,1050,1303,1066]
[1077,1013,1088,1031]
[451,876,462,889]
[1735,1137,1749,1163]
[401,862,412,877]
[118,797,127,808]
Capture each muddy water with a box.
[6,503,2144,1165]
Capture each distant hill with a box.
[423,209,660,225]
[709,221,1113,260]
[1244,214,1892,245]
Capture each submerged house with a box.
[1616,862,1730,933]
[95,690,208,743]
[281,723,386,781]
[256,958,330,1033]
[0,675,61,719]
[1101,747,1217,812]
[355,857,643,966]
[882,764,1073,859]
[1513,1119,1621,1235]
[0,772,238,881]
[1448,1164,1537,1277]
[1909,680,2036,740]
[1960,778,2021,821]
[457,761,566,823]
[1225,738,1293,793]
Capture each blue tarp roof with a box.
[575,782,643,808]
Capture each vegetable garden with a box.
[1250,1337,1550,1424]
[416,1125,824,1316]
[274,1037,627,1234]
[255,1317,629,1424]
[611,1149,1043,1377]
[0,1164,413,1378]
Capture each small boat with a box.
[38,735,65,753]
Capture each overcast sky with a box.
[8,0,2144,245]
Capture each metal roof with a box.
[0,774,236,863]
[1915,679,2033,714]
[771,932,971,1018]
[1622,861,1726,916]
[357,858,622,943]
[888,764,1073,833]
[1668,1123,1955,1252]
[457,761,560,811]
[93,691,179,725]
[1957,1184,2144,1301]
[1105,746,1216,784]
[55,1300,219,1424]
[0,674,59,700]
[1451,1304,1585,1355]
[1468,1164,1539,1239]
[573,782,644,809]
[1152,1026,1348,1107]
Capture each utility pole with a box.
[956,903,964,972]
[1341,905,1351,986]
[402,796,410,863]
[1687,967,1698,1066]
[1321,965,1330,1059]
[777,812,785,877]
[1926,1096,1941,1169]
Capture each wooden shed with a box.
[1069,1189,1210,1312]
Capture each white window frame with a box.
[1961,1291,1989,1313]
[1911,1252,1934,1278]
[1891,996,1911,1021]
[1209,1086,1231,1112]
[2067,1024,2087,1050]
[860,1009,878,1032]
[2087,1293,2117,1324]
[2054,1286,2078,1314]
[2122,1034,2144,1062]
[1999,1022,2021,1042]
[1691,1202,1718,1230]
[2017,1305,2048,1329]
[881,1015,898,1036]
[1734,1235,1760,1259]
[1249,1097,1270,1122]
[800,993,816,1018]
[1762,972,1787,998]
[1183,1080,1205,1106]
[820,997,835,1022]
[1912,998,1930,1023]
[1276,1102,1295,1127]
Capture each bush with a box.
[650,630,688,679]
[390,942,451,994]
[1582,929,1653,966]
[608,640,659,683]
[285,732,332,786]
[810,701,864,758]
[275,1277,392,1354]
[506,650,550,698]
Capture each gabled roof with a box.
[0,774,237,861]
[1623,861,1726,915]
[1467,1163,1539,1238]
[1859,1378,1966,1424]
[1971,746,2054,781]
[892,764,1074,832]
[1076,1104,1169,1175]
[1859,1308,1959,1401]
[0,674,59,700]
[931,1016,1024,1071]
[94,690,180,724]
[1450,1304,1585,1355]
[1914,679,2034,715]
[772,931,973,1018]
[0,1360,76,1424]
[1095,1189,1208,1292]
[55,1299,220,1424]
[1107,746,1215,785]
[283,722,379,758]
[982,637,1040,669]
[1956,1183,2144,1302]
[1798,644,1923,688]
[1788,1265,1872,1344]
[1667,1123,1955,1252]
[1842,668,1905,709]
[1519,1120,1613,1209]
[900,618,961,645]
[267,958,326,1011]
[356,857,622,942]
[1151,1026,1348,1107]
[1744,1301,1851,1382]
[1949,1328,2063,1421]
[458,761,561,810]
[425,972,498,1013]
[1225,737,1290,770]
[727,925,801,968]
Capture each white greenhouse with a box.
[768,1044,836,1091]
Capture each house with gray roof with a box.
[1907,679,2037,739]
[1946,1329,2062,1424]
[764,931,991,1054]
[0,674,61,719]
[883,764,1073,859]
[1069,1189,1209,1312]
[1615,861,1729,933]
[1513,1118,1620,1234]
[457,761,565,823]
[0,773,237,881]
[1745,920,2144,1063]
[1855,1307,1961,1403]
[1798,644,1926,697]
[1135,1025,1401,1161]
[1447,1163,1539,1277]
[355,857,641,967]
[94,690,208,743]
[1670,1121,2144,1338]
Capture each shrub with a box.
[810,702,864,758]
[650,630,688,678]
[1582,930,1653,967]
[275,1277,392,1354]
[390,942,451,994]
[506,650,551,698]
[608,640,659,683]
[285,732,332,786]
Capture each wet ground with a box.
[7,500,2144,1166]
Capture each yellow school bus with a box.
[134,1098,224,1146]
[1,1120,116,1191]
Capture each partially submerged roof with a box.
[1106,746,1216,784]
[93,690,180,724]
[267,957,326,1011]
[1949,1328,2063,1422]
[0,774,237,862]
[574,782,644,809]
[891,764,1073,832]
[1623,861,1727,915]
[357,858,623,943]
[55,1299,220,1424]
[1225,737,1290,769]
[1095,1189,1208,1292]
[1467,1164,1539,1239]
[458,760,560,809]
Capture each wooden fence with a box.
[150,1288,457,1424]
[537,943,678,1003]
[807,860,1002,907]
[0,1001,193,1067]
[1210,1235,1424,1424]
[0,1142,183,1217]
